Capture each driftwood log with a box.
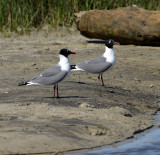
[75,5,160,46]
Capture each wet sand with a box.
[71,104,160,155]
[0,28,159,154]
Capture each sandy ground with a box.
[0,27,160,154]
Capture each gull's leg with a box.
[98,74,101,80]
[54,85,56,97]
[57,84,59,98]
[101,74,104,87]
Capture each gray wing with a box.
[31,70,67,85]
[77,56,112,74]
[41,65,61,77]
[87,56,106,64]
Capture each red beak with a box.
[71,52,76,54]
[114,42,120,45]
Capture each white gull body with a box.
[27,54,71,86]
[71,39,119,86]
[19,49,75,98]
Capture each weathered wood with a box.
[75,5,160,46]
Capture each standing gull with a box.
[71,39,120,86]
[19,49,76,98]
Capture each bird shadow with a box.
[87,40,106,44]
[69,81,86,85]
[44,96,87,99]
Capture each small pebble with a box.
[134,78,141,82]
[32,63,36,66]
[79,102,90,108]
[150,84,154,88]
[112,144,117,148]
[109,90,115,93]
[157,124,160,128]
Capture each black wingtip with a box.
[18,81,28,86]
[70,65,76,70]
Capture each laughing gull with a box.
[71,39,120,86]
[19,49,76,98]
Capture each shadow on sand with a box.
[44,96,87,99]
[87,40,106,44]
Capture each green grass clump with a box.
[0,0,160,34]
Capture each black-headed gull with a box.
[19,49,76,98]
[71,39,120,86]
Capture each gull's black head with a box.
[59,49,76,57]
[105,39,120,48]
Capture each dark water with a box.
[66,104,160,155]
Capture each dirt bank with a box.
[0,28,159,154]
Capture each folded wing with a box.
[30,65,67,85]
[77,56,112,74]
